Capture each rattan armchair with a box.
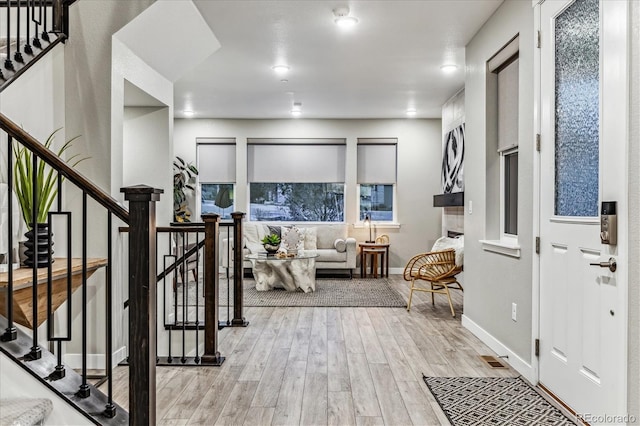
[403,248,463,317]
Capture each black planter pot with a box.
[24,223,54,268]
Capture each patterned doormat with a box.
[423,376,575,426]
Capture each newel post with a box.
[231,212,249,326]
[202,213,225,365]
[121,185,162,426]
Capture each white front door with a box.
[539,0,628,419]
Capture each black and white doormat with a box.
[423,376,575,425]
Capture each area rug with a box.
[423,376,574,426]
[242,277,407,307]
[176,277,407,308]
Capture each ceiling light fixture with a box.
[333,7,358,27]
[291,102,302,117]
[440,64,458,74]
[183,110,194,117]
[406,108,417,117]
[272,64,290,74]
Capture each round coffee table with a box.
[246,252,320,293]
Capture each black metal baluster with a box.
[31,0,41,49]
[181,231,186,364]
[26,153,41,361]
[194,230,200,364]
[1,136,17,342]
[76,191,89,398]
[14,0,24,63]
[24,0,32,54]
[165,251,173,364]
[41,0,49,42]
[225,225,230,326]
[5,2,14,71]
[104,212,116,417]
[46,210,70,381]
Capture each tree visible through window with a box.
[250,183,344,222]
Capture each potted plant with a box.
[13,129,86,267]
[261,233,281,254]
[173,156,198,222]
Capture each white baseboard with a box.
[64,346,127,370]
[461,314,536,383]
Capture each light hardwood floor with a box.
[102,275,517,425]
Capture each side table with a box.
[359,242,390,278]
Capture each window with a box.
[197,139,236,220]
[481,36,520,257]
[357,139,397,222]
[201,183,234,220]
[503,150,518,236]
[359,184,393,221]
[249,183,344,221]
[247,139,346,222]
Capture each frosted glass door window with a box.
[554,0,599,217]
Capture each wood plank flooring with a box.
[102,275,517,425]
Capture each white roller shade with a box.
[497,58,519,152]
[248,139,346,183]
[357,139,397,184]
[197,139,236,183]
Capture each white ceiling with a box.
[175,0,503,119]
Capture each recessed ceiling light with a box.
[291,102,302,117]
[272,64,290,74]
[440,64,458,74]
[333,7,358,27]
[406,108,417,117]
[183,110,194,117]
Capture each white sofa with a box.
[222,223,356,277]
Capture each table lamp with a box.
[364,214,374,243]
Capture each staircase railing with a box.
[119,213,248,368]
[0,113,155,424]
[0,0,73,92]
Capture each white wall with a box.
[174,118,444,268]
[462,0,535,376]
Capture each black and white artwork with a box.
[441,123,465,193]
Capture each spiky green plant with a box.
[13,128,86,229]
[261,233,281,245]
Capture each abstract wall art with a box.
[441,123,465,194]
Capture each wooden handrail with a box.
[0,113,129,223]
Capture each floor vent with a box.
[480,355,507,369]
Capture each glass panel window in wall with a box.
[201,184,234,220]
[249,183,344,222]
[359,184,394,221]
[554,0,599,217]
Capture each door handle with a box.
[589,257,617,272]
